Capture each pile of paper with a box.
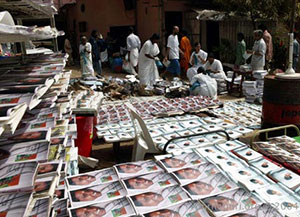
[0,52,78,217]
[0,24,64,43]
[253,70,268,99]
[242,81,257,103]
[61,144,298,217]
[242,70,267,103]
[210,100,262,128]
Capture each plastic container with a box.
[112,57,123,73]
[75,116,94,157]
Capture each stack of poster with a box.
[242,81,257,103]
[210,100,261,128]
[65,158,212,217]
[62,150,299,217]
[0,52,79,217]
[242,70,267,103]
[71,90,104,115]
[253,70,268,100]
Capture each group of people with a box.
[79,30,107,77]
[235,24,273,71]
[135,26,226,99]
[78,23,278,98]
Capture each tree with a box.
[213,0,296,29]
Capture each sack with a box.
[122,61,131,74]
[100,49,108,62]
[155,60,163,69]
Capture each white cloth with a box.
[100,49,108,62]
[187,49,208,82]
[187,67,198,83]
[138,40,160,89]
[127,34,140,73]
[189,49,207,68]
[251,38,266,70]
[204,59,227,80]
[130,48,139,67]
[127,33,141,51]
[79,42,94,76]
[167,34,179,59]
[191,73,217,99]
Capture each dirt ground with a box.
[68,65,244,171]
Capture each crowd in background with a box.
[63,23,293,98]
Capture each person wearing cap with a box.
[138,33,160,90]
[247,30,266,71]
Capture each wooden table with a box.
[228,68,254,97]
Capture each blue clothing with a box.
[293,39,299,70]
[93,60,102,75]
[89,36,100,61]
[190,81,201,91]
[167,59,180,75]
[97,39,107,52]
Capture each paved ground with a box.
[70,65,244,170]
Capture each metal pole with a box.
[278,0,300,77]
[16,19,26,62]
[50,15,59,52]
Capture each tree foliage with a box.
[213,0,297,28]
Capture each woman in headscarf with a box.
[79,36,94,77]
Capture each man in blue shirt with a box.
[293,32,300,71]
[89,30,101,75]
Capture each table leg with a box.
[240,75,245,97]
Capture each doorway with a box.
[165,11,183,44]
[206,21,220,57]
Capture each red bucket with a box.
[75,116,94,157]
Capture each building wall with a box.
[65,0,191,55]
[136,0,160,43]
[67,0,135,40]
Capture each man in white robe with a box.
[190,67,217,99]
[127,27,141,75]
[79,36,94,77]
[248,30,266,71]
[138,34,160,90]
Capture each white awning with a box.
[194,9,226,21]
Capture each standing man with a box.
[89,30,101,75]
[164,26,184,78]
[248,30,266,71]
[180,30,192,74]
[259,24,273,68]
[79,36,94,77]
[138,34,160,90]
[293,32,300,71]
[127,27,141,75]
[235,33,246,67]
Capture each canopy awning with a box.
[193,9,250,21]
